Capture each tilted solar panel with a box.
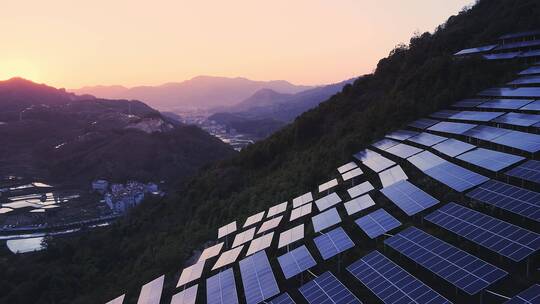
[292,192,313,208]
[232,227,256,248]
[289,203,312,222]
[479,87,540,98]
[372,138,400,151]
[354,149,396,173]
[467,180,540,222]
[493,112,540,127]
[457,148,525,172]
[337,161,358,174]
[257,216,283,235]
[477,98,533,110]
[342,167,363,181]
[384,143,423,159]
[495,39,540,51]
[318,179,339,193]
[425,203,540,262]
[218,221,237,239]
[432,138,475,157]
[484,52,521,60]
[267,293,296,304]
[243,211,265,228]
[450,110,504,122]
[428,121,477,135]
[454,44,497,55]
[298,271,362,304]
[386,129,419,141]
[245,232,274,256]
[384,227,507,295]
[344,194,376,215]
[106,295,125,304]
[198,242,224,262]
[177,260,205,287]
[212,245,244,270]
[408,118,440,130]
[504,284,540,304]
[347,181,375,198]
[452,98,487,107]
[207,268,239,304]
[407,132,447,147]
[277,245,317,279]
[463,125,511,141]
[278,224,304,249]
[267,202,287,218]
[518,65,540,76]
[380,180,439,216]
[491,130,540,153]
[523,101,540,111]
[407,150,446,171]
[347,251,451,304]
[312,207,342,232]
[506,160,540,184]
[170,285,198,304]
[379,165,408,188]
[430,110,460,119]
[424,161,489,192]
[313,227,355,260]
[508,76,540,85]
[315,192,342,211]
[239,251,280,304]
[137,275,165,304]
[355,209,401,239]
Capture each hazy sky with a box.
[1,0,474,88]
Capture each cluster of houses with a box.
[92,180,160,214]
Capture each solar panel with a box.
[432,138,475,157]
[347,181,375,198]
[519,49,540,58]
[522,101,540,111]
[450,110,504,122]
[457,148,525,172]
[506,160,540,184]
[408,118,440,130]
[430,110,460,119]
[384,227,507,295]
[467,180,540,222]
[312,207,342,232]
[479,87,540,98]
[313,227,355,260]
[218,221,237,239]
[493,112,540,127]
[344,194,375,215]
[245,232,274,256]
[244,211,265,228]
[292,192,313,208]
[137,275,165,304]
[232,227,256,248]
[491,130,540,153]
[452,98,487,107]
[315,192,342,211]
[277,245,317,279]
[278,224,304,249]
[267,202,287,218]
[337,162,358,174]
[519,65,540,76]
[508,75,540,85]
[384,143,423,159]
[386,130,419,141]
[355,209,401,239]
[484,52,521,60]
[415,159,489,192]
[495,39,540,51]
[407,150,446,171]
[354,149,396,173]
[198,242,224,262]
[505,284,540,304]
[289,203,312,221]
[347,251,451,304]
[499,30,540,40]
[454,44,497,55]
[239,251,280,304]
[257,216,283,234]
[425,203,540,262]
[212,245,244,270]
[477,98,533,109]
[207,268,239,304]
[298,271,361,304]
[171,285,198,304]
[106,295,125,304]
[342,167,363,181]
[267,293,296,304]
[380,180,439,216]
[177,260,205,287]
[407,132,447,147]
[428,121,477,134]
[318,179,338,193]
[372,138,400,150]
[463,125,511,141]
[379,165,408,188]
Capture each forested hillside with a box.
[2,1,540,303]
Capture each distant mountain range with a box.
[0,78,235,184]
[71,76,313,110]
[208,78,356,138]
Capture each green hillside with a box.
[2,0,540,303]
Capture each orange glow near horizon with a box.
[1,0,474,89]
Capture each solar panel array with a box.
[198,242,224,262]
[380,180,439,216]
[506,160,540,184]
[450,110,504,122]
[372,138,400,150]
[407,132,447,147]
[347,181,375,198]
[267,293,296,304]
[344,194,375,215]
[314,192,341,211]
[177,260,205,287]
[354,149,396,173]
[477,98,533,109]
[298,271,361,304]
[243,211,265,228]
[432,138,475,157]
[408,118,440,130]
[232,227,256,248]
[384,143,423,159]
[386,129,419,141]
[341,167,363,181]
[313,227,355,260]
[457,148,525,172]
[428,121,477,134]
[292,192,313,208]
[212,245,244,270]
[278,224,304,249]
[493,112,540,127]
[289,203,312,221]
[467,180,540,222]
[267,202,287,218]
[347,251,451,304]
[355,208,401,239]
[337,161,358,174]
[246,232,274,256]
[384,227,507,295]
[239,251,280,304]
[171,285,197,304]
[137,275,164,304]
[425,203,540,262]
[318,178,338,193]
[505,284,540,304]
[312,207,342,232]
[277,245,317,279]
[257,216,283,234]
[218,221,237,239]
[378,165,408,188]
[207,268,239,304]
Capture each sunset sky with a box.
[1,0,474,88]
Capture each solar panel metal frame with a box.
[347,181,375,198]
[384,227,508,295]
[379,165,408,188]
[467,180,540,222]
[313,226,355,260]
[137,275,165,304]
[206,268,239,304]
[355,208,402,239]
[312,207,342,232]
[506,160,540,184]
[380,180,439,216]
[277,245,317,279]
[454,44,497,55]
[347,250,451,304]
[457,148,525,172]
[298,271,361,304]
[344,194,375,216]
[239,250,280,304]
[212,245,245,271]
[314,192,342,211]
[504,284,540,304]
[170,284,198,304]
[278,224,304,248]
[425,202,540,262]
